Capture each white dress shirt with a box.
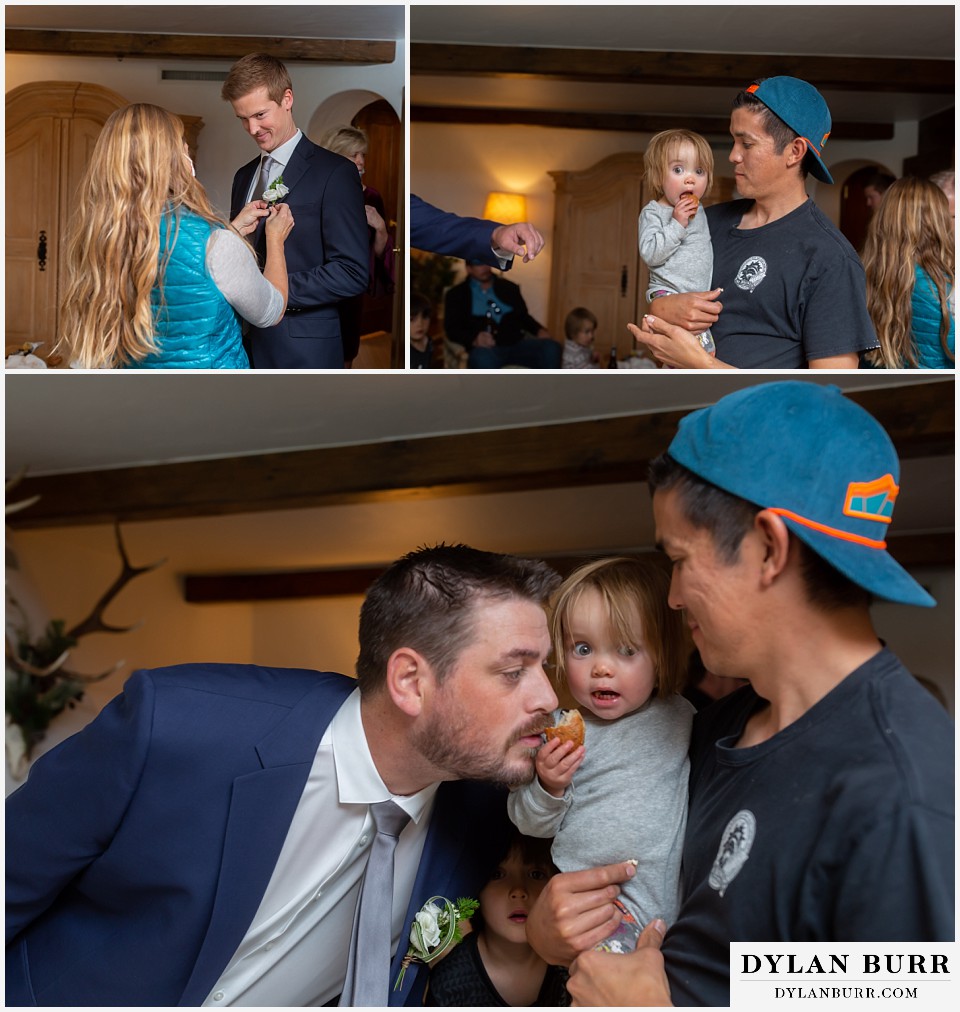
[203,689,438,1007]
[245,129,303,204]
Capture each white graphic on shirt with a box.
[708,810,756,897]
[735,256,767,292]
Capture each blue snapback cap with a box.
[667,382,935,608]
[746,77,834,184]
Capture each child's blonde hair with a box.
[564,306,598,341]
[644,129,714,199]
[550,557,689,699]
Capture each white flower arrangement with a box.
[393,895,478,991]
[262,174,289,205]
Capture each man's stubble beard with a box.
[411,709,543,788]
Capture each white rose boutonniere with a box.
[263,174,289,205]
[393,895,479,991]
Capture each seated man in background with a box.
[444,260,562,369]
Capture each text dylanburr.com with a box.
[730,943,958,1008]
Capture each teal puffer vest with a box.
[125,209,249,370]
[912,265,955,369]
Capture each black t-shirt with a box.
[426,932,570,1007]
[705,199,879,368]
[661,648,954,1007]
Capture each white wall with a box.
[6,51,403,218]
[411,118,926,324]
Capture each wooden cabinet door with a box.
[548,153,647,365]
[6,114,61,344]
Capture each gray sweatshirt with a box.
[508,694,693,928]
[639,199,713,301]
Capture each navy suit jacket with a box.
[5,664,512,1006]
[230,135,369,369]
[410,195,511,268]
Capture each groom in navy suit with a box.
[225,54,368,369]
[6,546,561,1006]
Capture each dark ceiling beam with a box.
[184,529,953,602]
[6,382,953,531]
[411,44,954,94]
[411,105,894,140]
[5,29,395,64]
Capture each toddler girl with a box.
[426,832,569,1006]
[638,129,716,355]
[508,556,693,951]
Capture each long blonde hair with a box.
[58,104,231,368]
[862,176,955,368]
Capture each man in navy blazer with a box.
[411,194,546,268]
[6,546,561,1006]
[225,55,368,369]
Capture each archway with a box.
[825,158,896,253]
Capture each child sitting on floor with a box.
[561,307,599,368]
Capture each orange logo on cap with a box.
[843,474,899,524]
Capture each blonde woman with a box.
[863,176,954,369]
[58,103,293,369]
[318,124,395,365]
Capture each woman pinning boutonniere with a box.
[55,103,295,370]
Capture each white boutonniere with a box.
[263,174,289,205]
[393,895,479,991]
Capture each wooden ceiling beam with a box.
[411,105,894,140]
[411,44,954,94]
[5,29,395,64]
[184,530,953,602]
[6,382,953,530]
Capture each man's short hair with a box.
[355,544,560,694]
[732,84,808,179]
[221,53,293,106]
[865,171,896,194]
[564,306,598,341]
[648,452,871,610]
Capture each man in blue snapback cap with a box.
[527,381,953,1006]
[632,78,880,369]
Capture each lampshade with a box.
[483,191,527,223]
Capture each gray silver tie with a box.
[258,155,275,198]
[339,800,411,1007]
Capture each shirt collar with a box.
[330,689,438,823]
[264,129,302,173]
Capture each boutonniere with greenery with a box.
[263,174,289,205]
[393,895,479,991]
